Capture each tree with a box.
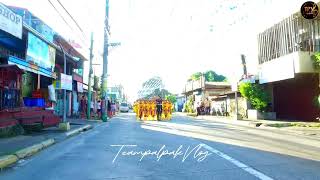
[188,71,227,82]
[188,72,202,81]
[204,70,226,82]
[145,88,171,99]
[165,94,177,104]
[239,82,270,112]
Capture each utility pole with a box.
[87,32,94,119]
[57,43,67,123]
[101,0,110,122]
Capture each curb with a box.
[0,138,55,169]
[0,155,18,169]
[185,114,320,138]
[65,124,92,137]
[0,124,95,170]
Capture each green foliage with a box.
[313,95,320,108]
[184,97,194,113]
[188,72,202,81]
[311,52,320,70]
[188,71,227,82]
[0,124,24,138]
[165,94,177,104]
[239,82,270,112]
[204,70,226,82]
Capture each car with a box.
[119,102,129,112]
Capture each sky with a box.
[1,0,308,102]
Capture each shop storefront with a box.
[0,4,60,129]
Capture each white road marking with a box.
[201,143,274,180]
[160,121,274,180]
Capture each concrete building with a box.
[257,2,320,121]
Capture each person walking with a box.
[205,98,211,115]
[97,100,101,118]
[196,102,201,116]
[156,97,163,121]
[107,99,111,117]
[111,101,116,116]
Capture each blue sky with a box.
[2,0,307,101]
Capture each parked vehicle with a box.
[119,102,129,112]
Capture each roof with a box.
[0,64,23,73]
[205,82,231,86]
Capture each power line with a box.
[47,0,76,36]
[47,0,89,48]
[55,0,88,40]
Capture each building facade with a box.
[257,4,320,121]
[0,4,86,118]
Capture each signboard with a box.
[0,3,22,39]
[259,54,295,84]
[26,32,56,73]
[48,84,56,102]
[77,82,83,93]
[61,73,72,91]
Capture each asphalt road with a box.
[1,113,320,180]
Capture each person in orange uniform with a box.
[134,101,139,119]
[167,101,173,120]
[143,100,149,120]
[139,100,144,120]
[147,101,152,120]
[150,100,156,120]
[162,100,167,120]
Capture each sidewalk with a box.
[175,112,320,138]
[0,118,100,169]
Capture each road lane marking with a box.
[159,121,274,180]
[200,143,274,180]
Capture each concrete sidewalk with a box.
[176,112,320,138]
[0,119,99,169]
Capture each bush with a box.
[0,124,25,138]
[311,52,320,70]
[239,82,270,112]
[184,97,194,113]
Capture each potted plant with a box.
[239,82,276,120]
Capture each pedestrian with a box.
[205,98,211,115]
[90,100,94,118]
[107,99,111,117]
[156,97,163,120]
[196,102,201,116]
[80,95,86,118]
[97,100,101,118]
[111,101,116,116]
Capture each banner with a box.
[0,3,22,39]
[61,73,72,91]
[48,84,56,102]
[26,32,56,72]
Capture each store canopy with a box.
[7,55,56,78]
[0,64,23,73]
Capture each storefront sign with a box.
[0,3,22,39]
[61,73,72,91]
[26,32,56,73]
[77,82,83,93]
